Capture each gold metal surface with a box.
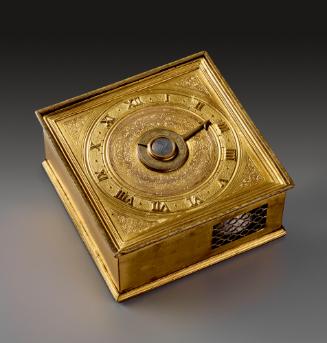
[36,51,294,301]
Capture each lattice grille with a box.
[211,204,268,249]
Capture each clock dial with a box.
[85,91,239,214]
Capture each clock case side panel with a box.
[42,129,121,297]
[117,193,287,299]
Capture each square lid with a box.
[36,51,294,254]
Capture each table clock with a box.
[36,51,294,301]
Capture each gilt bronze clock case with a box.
[36,51,294,301]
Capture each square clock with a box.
[36,51,294,301]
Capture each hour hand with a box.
[182,120,211,141]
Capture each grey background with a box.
[1,33,326,343]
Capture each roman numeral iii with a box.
[225,149,237,160]
[217,121,229,133]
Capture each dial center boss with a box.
[148,136,177,161]
[137,120,212,172]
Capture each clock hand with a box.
[182,120,211,141]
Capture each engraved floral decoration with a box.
[175,75,209,95]
[113,212,159,235]
[62,113,89,147]
[239,158,264,189]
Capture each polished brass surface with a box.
[36,51,294,301]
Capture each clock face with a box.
[85,90,239,215]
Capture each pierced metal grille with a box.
[211,204,268,249]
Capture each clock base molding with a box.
[43,159,286,302]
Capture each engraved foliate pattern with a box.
[239,158,264,188]
[227,157,265,197]
[174,74,209,95]
[62,113,88,146]
[60,110,97,161]
[111,211,158,235]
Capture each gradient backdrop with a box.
[1,33,326,343]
